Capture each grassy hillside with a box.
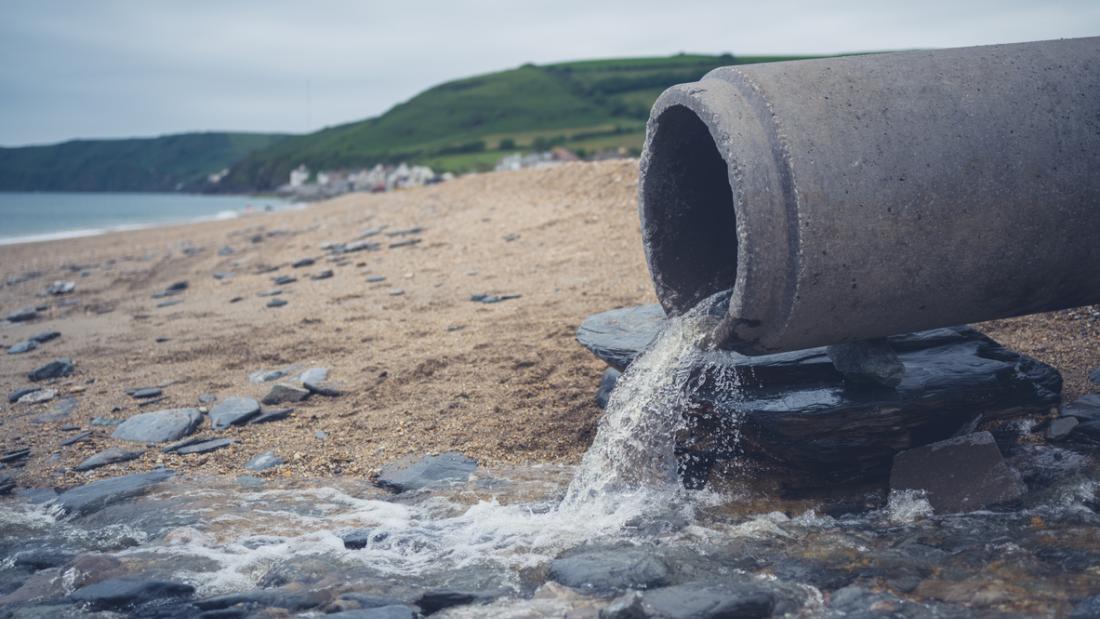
[220,53,818,191]
[0,132,289,193]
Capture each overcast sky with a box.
[2,0,1098,146]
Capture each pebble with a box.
[257,289,283,297]
[386,226,423,237]
[157,299,182,308]
[73,448,144,472]
[262,383,310,405]
[218,245,235,256]
[28,358,75,381]
[315,431,328,441]
[30,330,60,343]
[267,298,288,308]
[198,393,217,404]
[273,275,298,285]
[300,367,343,396]
[470,293,522,304]
[213,271,235,280]
[112,408,204,444]
[91,417,124,426]
[175,438,233,455]
[209,397,261,430]
[389,288,405,296]
[310,269,334,280]
[366,275,386,283]
[17,388,57,404]
[549,546,670,594]
[7,339,38,354]
[245,451,285,471]
[292,257,316,268]
[8,386,39,402]
[128,387,163,399]
[6,306,38,322]
[45,280,75,295]
[229,296,243,303]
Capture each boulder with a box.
[890,432,1026,512]
[112,408,203,443]
[550,546,670,594]
[374,452,477,493]
[55,470,174,516]
[209,397,261,429]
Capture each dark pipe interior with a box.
[642,105,738,315]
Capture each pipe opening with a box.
[642,105,738,315]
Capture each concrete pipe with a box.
[639,37,1100,355]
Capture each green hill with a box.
[0,132,290,192]
[219,53,817,191]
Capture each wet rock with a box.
[1046,416,1079,441]
[374,452,477,493]
[826,338,905,388]
[262,383,310,405]
[1063,394,1100,422]
[311,269,334,280]
[128,387,162,399]
[595,368,621,409]
[416,590,495,614]
[55,470,174,516]
[341,528,388,549]
[13,550,73,571]
[470,293,521,304]
[17,388,56,404]
[250,407,294,424]
[641,581,775,619]
[292,257,316,268]
[890,431,1026,512]
[601,591,645,619]
[61,431,92,446]
[576,305,666,370]
[69,576,194,610]
[210,397,261,429]
[31,330,60,343]
[330,606,420,618]
[1071,594,1100,619]
[6,306,38,322]
[245,451,284,471]
[28,358,75,381]
[195,588,331,613]
[1070,420,1100,444]
[273,275,298,285]
[46,280,75,295]
[7,339,37,354]
[267,298,288,308]
[32,396,77,424]
[174,438,233,455]
[112,408,203,443]
[549,546,670,594]
[74,448,144,472]
[9,386,39,402]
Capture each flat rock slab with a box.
[175,438,233,455]
[578,306,1061,480]
[374,452,477,493]
[890,431,1026,513]
[55,470,174,516]
[74,448,143,472]
[209,397,261,429]
[641,581,776,619]
[262,383,310,405]
[112,408,203,443]
[549,546,670,594]
[69,577,194,610]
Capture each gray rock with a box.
[366,275,386,283]
[341,528,388,549]
[0,475,14,496]
[549,546,670,594]
[1089,367,1100,386]
[128,387,162,399]
[595,368,621,409]
[267,298,288,308]
[311,269,334,280]
[1063,394,1100,422]
[112,408,203,443]
[1047,416,1079,441]
[1071,594,1100,619]
[375,452,477,493]
[8,386,39,403]
[32,396,77,424]
[174,438,233,455]
[469,293,521,304]
[194,588,329,612]
[262,383,310,406]
[890,431,1026,513]
[7,339,37,354]
[55,470,174,516]
[245,451,284,471]
[28,358,74,381]
[826,338,905,387]
[209,396,261,430]
[249,368,288,383]
[61,431,92,446]
[273,275,298,285]
[250,407,293,424]
[30,330,60,343]
[415,590,495,614]
[197,393,217,404]
[73,448,143,472]
[292,257,316,268]
[69,576,193,610]
[576,305,666,370]
[330,606,419,619]
[166,280,188,292]
[642,581,776,619]
[91,416,123,426]
[157,299,182,308]
[601,591,646,619]
[45,280,75,295]
[315,430,328,441]
[213,271,234,280]
[17,388,56,404]
[6,306,38,322]
[388,288,405,296]
[301,367,343,396]
[1,448,30,465]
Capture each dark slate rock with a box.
[8,386,38,403]
[469,293,521,304]
[193,588,329,612]
[1071,594,1100,619]
[261,383,310,405]
[595,368,621,409]
[1,448,31,465]
[28,358,75,381]
[209,397,261,430]
[175,438,233,455]
[386,226,423,237]
[1071,420,1100,444]
[6,306,38,322]
[30,330,60,343]
[826,338,905,387]
[245,451,284,471]
[55,470,174,516]
[549,546,670,594]
[374,452,477,493]
[33,396,77,424]
[112,408,203,443]
[890,431,1026,512]
[310,269,334,280]
[7,339,37,354]
[162,435,215,453]
[250,408,293,425]
[13,550,73,571]
[292,257,316,268]
[601,591,646,619]
[576,305,666,370]
[267,298,288,308]
[128,387,162,399]
[18,388,56,404]
[1047,416,1079,441]
[301,367,343,396]
[1063,394,1100,422]
[69,577,193,610]
[341,528,388,550]
[330,606,420,619]
[416,590,495,614]
[641,581,775,619]
[166,281,189,292]
[61,431,92,446]
[73,448,143,472]
[273,275,298,285]
[0,475,14,495]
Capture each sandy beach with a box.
[2,159,1098,489]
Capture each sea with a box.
[0,191,288,245]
